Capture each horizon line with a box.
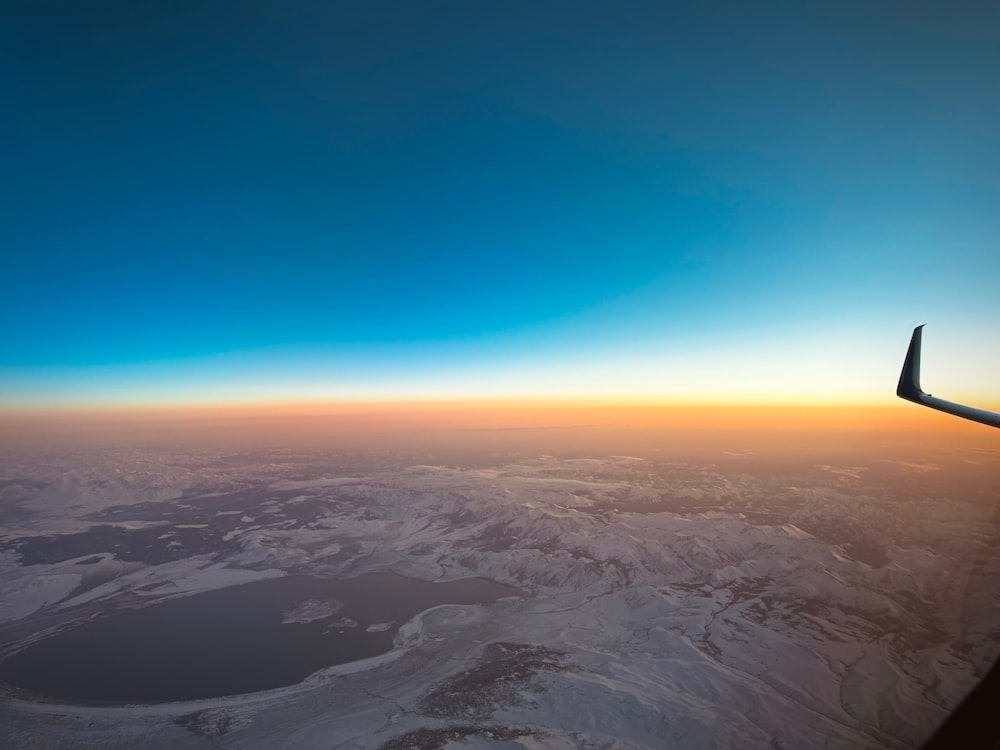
[2,399,995,435]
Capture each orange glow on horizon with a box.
[2,399,994,439]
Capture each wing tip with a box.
[896,324,926,402]
[895,324,1000,429]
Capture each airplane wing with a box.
[901,326,1000,747]
[897,325,1000,429]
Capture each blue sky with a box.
[3,1,998,407]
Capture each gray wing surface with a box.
[897,325,1000,429]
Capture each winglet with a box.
[896,325,1000,429]
[896,324,926,403]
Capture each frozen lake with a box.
[0,572,522,704]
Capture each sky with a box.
[2,1,999,411]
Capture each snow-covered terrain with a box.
[1,439,998,749]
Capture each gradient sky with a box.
[3,1,998,409]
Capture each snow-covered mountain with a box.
[1,443,998,749]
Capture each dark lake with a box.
[0,573,522,704]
